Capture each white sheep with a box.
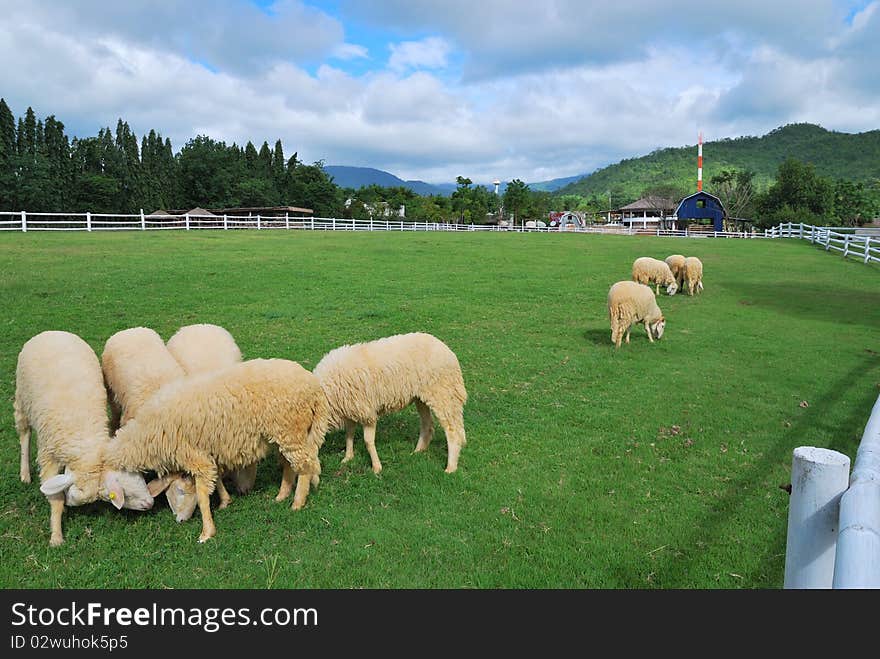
[665,254,686,289]
[101,327,202,521]
[607,281,666,348]
[313,332,468,474]
[15,331,154,546]
[68,358,329,543]
[632,257,678,295]
[166,323,257,497]
[683,256,704,296]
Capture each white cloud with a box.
[388,37,451,73]
[332,43,370,60]
[0,0,877,186]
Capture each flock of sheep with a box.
[15,326,468,545]
[608,254,704,348]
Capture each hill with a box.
[322,165,448,196]
[557,123,880,203]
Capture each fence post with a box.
[257,214,261,230]
[223,214,228,230]
[21,210,26,233]
[783,446,851,588]
[86,211,92,232]
[865,237,871,264]
[185,214,190,231]
[843,234,850,257]
[285,213,289,230]
[832,393,880,588]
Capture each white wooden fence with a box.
[0,210,766,238]
[1,214,878,262]
[767,221,880,265]
[784,394,880,588]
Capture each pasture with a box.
[0,229,877,588]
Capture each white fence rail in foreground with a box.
[784,393,880,588]
[768,221,880,265]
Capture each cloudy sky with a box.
[1,1,877,184]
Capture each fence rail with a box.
[766,221,879,265]
[1,213,877,260]
[0,210,771,238]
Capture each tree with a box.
[756,158,834,227]
[709,169,755,219]
[503,179,529,226]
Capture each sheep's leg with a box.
[39,461,65,547]
[625,325,631,344]
[431,403,466,473]
[646,323,654,343]
[215,477,232,510]
[363,423,382,474]
[190,462,218,543]
[14,397,31,483]
[341,419,356,463]
[275,458,295,502]
[413,399,434,452]
[291,474,311,510]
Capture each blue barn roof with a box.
[675,191,726,231]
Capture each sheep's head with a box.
[666,280,678,296]
[147,474,198,522]
[649,317,666,340]
[40,469,154,511]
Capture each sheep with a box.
[72,358,329,543]
[15,330,154,546]
[313,332,467,475]
[607,281,666,349]
[665,254,686,290]
[101,327,201,521]
[682,256,704,296]
[632,257,678,296]
[166,323,257,497]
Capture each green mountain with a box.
[557,123,880,203]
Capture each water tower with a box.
[493,179,501,195]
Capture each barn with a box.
[674,191,726,232]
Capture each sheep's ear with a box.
[40,473,75,496]
[103,474,126,510]
[146,475,173,497]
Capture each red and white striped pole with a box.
[697,131,703,191]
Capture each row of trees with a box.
[2,100,876,226]
[0,100,340,215]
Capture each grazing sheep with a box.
[102,327,200,521]
[15,331,153,546]
[85,358,329,542]
[665,254,686,289]
[632,257,678,296]
[607,281,666,349]
[683,256,704,296]
[166,323,256,497]
[102,327,186,430]
[313,332,467,474]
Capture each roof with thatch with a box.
[185,207,216,217]
[146,209,176,217]
[617,196,676,212]
[216,206,314,216]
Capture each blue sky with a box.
[0,1,877,184]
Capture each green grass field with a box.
[0,229,877,589]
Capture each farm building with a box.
[674,191,726,232]
[548,211,587,230]
[616,196,676,229]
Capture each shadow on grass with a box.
[582,328,612,347]
[729,281,880,329]
[646,355,880,588]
